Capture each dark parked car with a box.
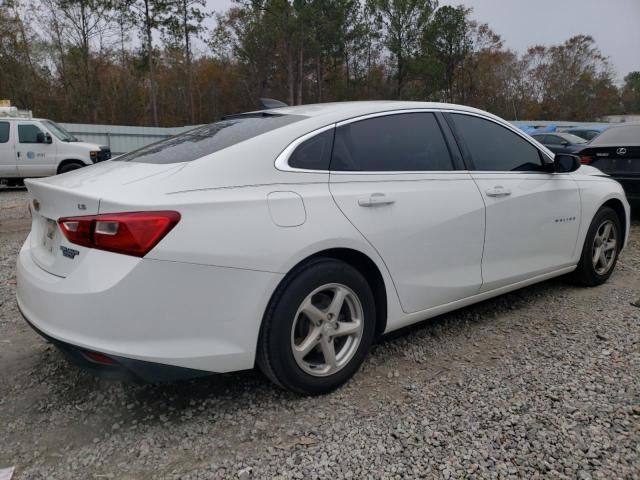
[565,127,605,141]
[577,122,640,204]
[531,132,588,154]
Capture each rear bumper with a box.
[16,236,283,378]
[20,308,209,382]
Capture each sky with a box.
[203,0,640,83]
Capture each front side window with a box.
[288,129,334,170]
[18,124,44,144]
[115,114,305,164]
[0,122,8,143]
[331,113,453,171]
[546,135,563,144]
[448,114,544,172]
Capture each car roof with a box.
[257,100,504,125]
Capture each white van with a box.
[0,117,111,185]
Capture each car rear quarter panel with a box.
[571,173,631,255]
[98,181,405,333]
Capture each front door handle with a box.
[485,185,512,197]
[358,193,395,207]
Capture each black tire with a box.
[572,206,621,286]
[58,161,85,174]
[256,258,376,395]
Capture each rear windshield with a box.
[115,114,305,164]
[590,124,640,146]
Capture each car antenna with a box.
[259,98,288,109]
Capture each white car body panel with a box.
[330,171,485,313]
[15,101,631,376]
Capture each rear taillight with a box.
[58,211,180,257]
[579,155,593,164]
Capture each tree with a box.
[368,0,436,97]
[423,5,471,102]
[164,0,207,122]
[40,0,115,121]
[128,0,171,125]
[621,71,640,113]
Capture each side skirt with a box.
[385,265,577,333]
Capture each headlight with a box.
[90,151,98,161]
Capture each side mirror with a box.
[554,154,581,173]
[560,140,569,147]
[36,132,52,144]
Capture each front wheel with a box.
[257,258,376,395]
[57,161,85,174]
[572,206,621,286]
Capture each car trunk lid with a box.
[24,162,182,278]
[25,179,100,278]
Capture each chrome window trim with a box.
[274,107,555,173]
[274,124,336,173]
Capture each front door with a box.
[329,112,486,314]
[445,113,581,292]
[16,122,56,177]
[0,121,16,177]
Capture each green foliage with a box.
[0,0,630,124]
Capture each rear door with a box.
[329,111,486,314]
[0,121,16,176]
[445,112,581,292]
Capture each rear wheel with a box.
[257,258,375,395]
[58,161,85,174]
[572,206,621,286]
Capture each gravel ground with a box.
[1,188,639,480]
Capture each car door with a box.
[16,121,56,177]
[329,111,486,314]
[444,112,581,292]
[0,121,16,176]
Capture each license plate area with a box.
[42,219,59,254]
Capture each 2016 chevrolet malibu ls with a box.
[17,102,630,395]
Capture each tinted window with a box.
[288,129,334,170]
[331,113,453,171]
[546,135,563,144]
[115,114,304,164]
[18,124,43,143]
[590,124,640,146]
[449,114,544,171]
[532,135,547,143]
[0,122,8,143]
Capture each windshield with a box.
[114,114,305,164]
[590,124,640,146]
[42,120,78,142]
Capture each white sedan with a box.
[17,102,630,394]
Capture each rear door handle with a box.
[358,193,395,207]
[485,185,512,197]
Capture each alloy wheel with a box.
[592,219,617,275]
[290,283,364,377]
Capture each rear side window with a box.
[331,113,453,171]
[448,114,544,172]
[18,124,43,143]
[0,122,8,143]
[288,129,334,170]
[115,114,305,164]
